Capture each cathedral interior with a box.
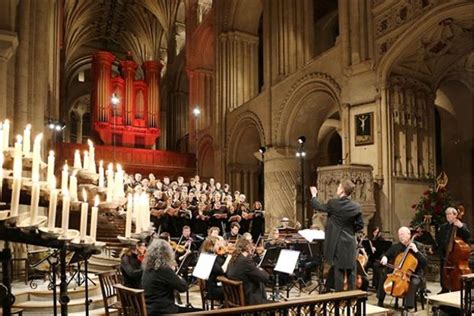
[0,0,472,314]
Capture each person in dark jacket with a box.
[435,206,471,293]
[377,226,428,311]
[227,238,270,305]
[142,238,199,315]
[310,180,364,291]
[120,242,146,289]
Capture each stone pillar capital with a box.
[142,60,163,75]
[92,51,116,65]
[0,30,18,62]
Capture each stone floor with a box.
[9,275,447,315]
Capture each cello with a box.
[383,235,419,298]
[443,206,471,291]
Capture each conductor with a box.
[310,180,364,291]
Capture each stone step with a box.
[14,284,101,303]
[68,307,119,316]
[13,294,104,314]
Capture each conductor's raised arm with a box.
[310,186,330,213]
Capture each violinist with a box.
[120,242,147,289]
[207,226,221,238]
[142,239,200,314]
[224,222,242,243]
[199,237,225,301]
[265,228,288,248]
[377,227,427,311]
[436,207,471,293]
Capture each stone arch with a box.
[227,111,265,203]
[377,1,474,85]
[275,72,341,151]
[197,134,214,180]
[66,95,90,143]
[221,0,263,34]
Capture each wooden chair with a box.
[114,284,147,316]
[216,275,245,308]
[198,278,218,310]
[98,270,123,316]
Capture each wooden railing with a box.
[183,290,368,316]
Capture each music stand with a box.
[271,249,300,301]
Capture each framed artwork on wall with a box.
[355,112,374,146]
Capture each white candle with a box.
[114,164,124,200]
[10,135,22,216]
[90,195,99,241]
[142,193,150,230]
[47,150,55,188]
[61,163,68,192]
[0,123,4,153]
[134,193,141,233]
[73,150,82,169]
[31,133,43,182]
[98,160,104,188]
[23,124,31,156]
[83,151,89,171]
[106,163,114,202]
[47,177,58,230]
[69,171,78,202]
[61,190,70,231]
[80,189,88,241]
[30,176,40,225]
[125,193,132,238]
[87,140,96,174]
[3,119,9,150]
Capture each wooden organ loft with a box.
[92,51,161,149]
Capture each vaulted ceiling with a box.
[64,0,185,74]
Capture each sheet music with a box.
[192,253,217,280]
[274,249,300,274]
[298,229,325,242]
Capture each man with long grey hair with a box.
[142,238,199,314]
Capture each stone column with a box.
[91,52,115,123]
[217,31,258,111]
[265,0,314,83]
[76,115,83,144]
[142,61,162,128]
[120,59,138,125]
[14,0,30,136]
[264,147,299,231]
[0,31,17,119]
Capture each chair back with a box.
[98,269,122,316]
[114,283,147,316]
[216,275,245,307]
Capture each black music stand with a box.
[286,242,312,296]
[259,247,285,301]
[307,240,325,294]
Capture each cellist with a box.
[377,227,427,312]
[435,207,471,293]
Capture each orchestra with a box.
[115,175,472,314]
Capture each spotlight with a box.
[258,146,266,154]
[193,106,201,117]
[111,93,120,105]
[48,123,55,130]
[297,136,306,144]
[296,152,301,157]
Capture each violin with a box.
[383,235,419,298]
[443,206,471,291]
[170,241,186,254]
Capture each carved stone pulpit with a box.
[314,164,376,232]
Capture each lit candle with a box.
[23,124,31,156]
[61,163,68,192]
[10,135,22,216]
[80,189,88,241]
[30,172,40,225]
[0,123,4,152]
[142,193,150,231]
[114,164,124,200]
[0,149,4,201]
[106,163,114,202]
[47,177,58,230]
[3,119,9,150]
[87,140,96,174]
[47,150,55,188]
[69,171,78,202]
[61,190,70,231]
[134,192,141,233]
[31,133,43,182]
[98,160,104,188]
[73,150,82,169]
[90,195,99,241]
[83,151,89,171]
[125,193,132,238]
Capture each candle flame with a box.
[63,163,68,171]
[99,160,103,167]
[49,150,54,156]
[84,150,88,155]
[35,133,43,142]
[4,119,9,125]
[94,195,100,207]
[82,188,87,202]
[16,135,22,143]
[75,149,80,155]
[88,139,93,147]
[25,124,31,130]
